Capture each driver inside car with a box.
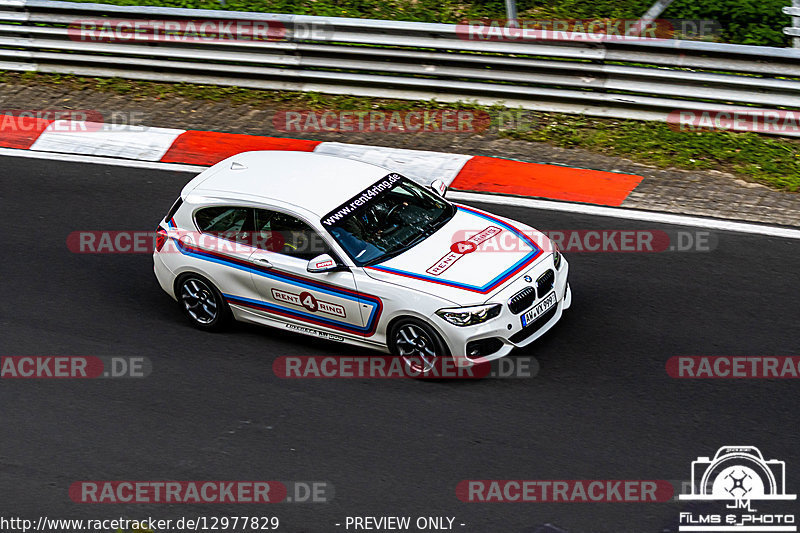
[254,210,312,257]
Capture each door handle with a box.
[251,257,273,268]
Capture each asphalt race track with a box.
[1,154,799,533]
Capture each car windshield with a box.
[321,174,455,266]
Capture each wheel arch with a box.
[173,270,219,300]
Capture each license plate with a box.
[521,291,557,327]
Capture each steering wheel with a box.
[384,203,404,223]
[282,231,308,254]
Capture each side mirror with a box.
[430,179,448,197]
[307,254,340,273]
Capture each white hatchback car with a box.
[154,151,571,371]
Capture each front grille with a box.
[508,286,536,314]
[536,269,555,298]
[509,306,558,344]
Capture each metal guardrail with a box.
[1,0,800,132]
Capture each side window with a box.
[253,209,332,260]
[194,206,251,242]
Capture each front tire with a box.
[177,274,231,331]
[389,318,450,374]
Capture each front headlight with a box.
[435,304,502,327]
[552,243,562,270]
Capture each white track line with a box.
[1,147,798,240]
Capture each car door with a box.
[242,208,375,340]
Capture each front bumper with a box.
[433,256,571,367]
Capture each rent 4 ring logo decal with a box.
[678,446,796,531]
[271,288,347,318]
[426,226,502,276]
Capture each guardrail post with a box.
[794,0,800,48]
[504,0,517,22]
[627,0,675,36]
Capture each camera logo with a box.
[677,446,796,533]
[680,446,796,501]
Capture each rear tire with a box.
[176,274,231,331]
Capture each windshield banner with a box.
[321,173,403,227]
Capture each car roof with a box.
[183,151,390,217]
